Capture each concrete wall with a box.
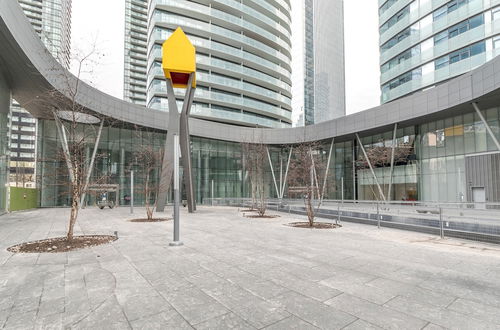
[466,153,500,202]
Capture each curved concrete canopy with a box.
[2,0,500,145]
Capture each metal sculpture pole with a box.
[169,134,183,246]
[156,27,197,215]
[156,74,196,213]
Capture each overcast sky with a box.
[71,0,380,116]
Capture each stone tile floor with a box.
[1,206,500,329]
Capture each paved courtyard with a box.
[1,206,500,329]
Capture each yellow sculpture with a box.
[162,27,196,88]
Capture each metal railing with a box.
[203,198,500,244]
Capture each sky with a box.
[71,0,381,116]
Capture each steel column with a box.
[280,147,293,199]
[53,112,74,184]
[387,123,398,201]
[80,120,104,206]
[180,77,196,212]
[319,138,334,207]
[473,102,500,151]
[266,147,280,198]
[170,134,183,246]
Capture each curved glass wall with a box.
[36,103,500,207]
[147,0,292,128]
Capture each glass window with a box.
[470,14,484,29]
[435,56,448,70]
[434,31,448,45]
[493,6,500,21]
[433,6,447,21]
[471,41,486,56]
[493,36,500,49]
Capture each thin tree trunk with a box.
[306,192,314,227]
[145,171,153,220]
[67,185,79,241]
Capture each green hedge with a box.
[10,187,38,211]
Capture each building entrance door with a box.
[472,187,486,209]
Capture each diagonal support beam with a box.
[53,111,75,184]
[156,79,181,212]
[266,147,280,198]
[309,147,320,200]
[180,76,196,212]
[387,123,398,201]
[356,133,386,201]
[280,147,293,199]
[473,102,500,151]
[80,119,104,207]
[318,138,334,208]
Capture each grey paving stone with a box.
[319,268,377,287]
[262,315,320,329]
[67,296,130,330]
[342,319,383,330]
[34,312,63,330]
[37,296,65,317]
[117,293,171,322]
[384,296,498,330]
[319,278,395,305]
[227,297,290,329]
[194,312,256,330]
[0,308,10,328]
[272,291,356,329]
[164,285,229,325]
[3,309,37,329]
[130,309,193,329]
[325,293,428,330]
[422,323,447,330]
[447,298,500,325]
[365,277,456,308]
[36,252,67,265]
[0,207,500,329]
[418,272,500,308]
[238,280,289,300]
[11,296,40,314]
[274,275,343,302]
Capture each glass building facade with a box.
[35,104,500,206]
[145,0,293,128]
[379,0,500,103]
[302,0,345,125]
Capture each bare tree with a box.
[34,44,111,241]
[287,142,328,227]
[130,129,167,221]
[241,142,268,217]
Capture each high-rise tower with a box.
[301,0,345,125]
[125,0,293,128]
[380,0,500,103]
[123,0,148,105]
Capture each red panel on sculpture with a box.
[170,72,190,86]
